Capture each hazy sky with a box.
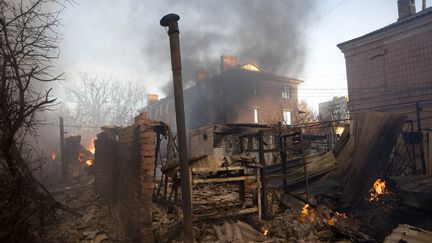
[55,0,431,110]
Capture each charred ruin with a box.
[1,1,432,243]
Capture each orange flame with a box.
[263,228,269,236]
[369,178,386,201]
[51,152,57,161]
[301,204,310,216]
[300,204,315,223]
[87,139,95,154]
[326,212,347,226]
[85,159,93,166]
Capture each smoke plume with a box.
[145,0,316,95]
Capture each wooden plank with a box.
[191,166,246,173]
[258,132,268,218]
[264,152,336,184]
[193,207,259,221]
[265,165,336,182]
[257,168,262,220]
[192,175,257,184]
[300,130,310,199]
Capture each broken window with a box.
[282,110,291,125]
[282,85,291,99]
[253,108,259,124]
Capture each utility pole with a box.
[160,13,194,242]
[59,116,66,178]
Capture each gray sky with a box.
[55,0,431,110]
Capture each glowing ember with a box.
[327,218,335,226]
[326,212,347,226]
[85,159,93,166]
[369,178,386,201]
[336,212,348,218]
[300,204,315,223]
[263,228,269,236]
[51,152,57,160]
[301,204,310,216]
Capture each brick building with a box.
[318,96,349,121]
[338,1,432,173]
[337,1,432,116]
[146,55,303,131]
[318,96,350,139]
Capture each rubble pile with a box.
[43,175,129,243]
[151,112,432,242]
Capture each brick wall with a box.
[94,129,118,204]
[339,14,432,174]
[341,18,432,113]
[63,135,81,179]
[94,118,156,242]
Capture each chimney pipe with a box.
[398,0,416,21]
[147,93,159,103]
[160,13,194,242]
[423,0,427,10]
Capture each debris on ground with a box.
[42,175,129,243]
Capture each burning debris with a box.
[51,152,57,161]
[39,110,432,242]
[142,111,432,241]
[86,139,96,154]
[85,159,93,166]
[369,178,387,202]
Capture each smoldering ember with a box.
[2,1,432,243]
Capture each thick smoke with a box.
[145,0,316,95]
[25,0,316,152]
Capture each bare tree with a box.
[65,73,147,128]
[294,100,322,136]
[295,100,318,125]
[0,0,69,241]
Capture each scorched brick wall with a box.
[94,118,156,242]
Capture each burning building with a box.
[146,55,303,131]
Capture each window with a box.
[282,86,291,99]
[282,110,291,125]
[253,108,259,124]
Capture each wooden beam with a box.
[192,175,257,184]
[191,166,246,173]
[193,207,259,221]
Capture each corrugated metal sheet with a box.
[384,224,432,243]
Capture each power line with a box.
[301,0,351,33]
